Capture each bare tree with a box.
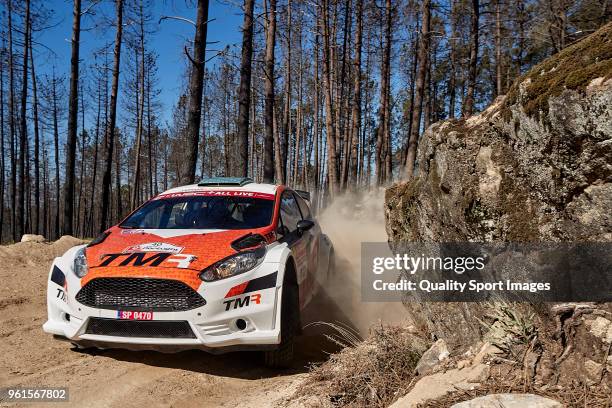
[348,0,362,188]
[405,0,431,179]
[30,30,41,235]
[130,1,147,210]
[63,0,82,235]
[7,0,17,241]
[100,0,124,233]
[0,41,5,242]
[321,0,339,196]
[463,0,479,117]
[51,71,61,238]
[237,0,255,177]
[262,0,277,183]
[17,0,31,237]
[181,0,209,184]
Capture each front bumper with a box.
[43,248,283,353]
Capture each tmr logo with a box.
[223,293,261,311]
[99,252,196,269]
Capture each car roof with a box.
[157,182,279,197]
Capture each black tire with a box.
[264,270,299,368]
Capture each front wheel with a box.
[264,274,299,368]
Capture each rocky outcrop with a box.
[384,23,612,390]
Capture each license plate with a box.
[116,310,154,320]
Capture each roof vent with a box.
[197,177,254,187]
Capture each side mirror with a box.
[297,219,315,233]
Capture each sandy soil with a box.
[0,238,357,408]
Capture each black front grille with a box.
[76,277,206,312]
[85,318,196,338]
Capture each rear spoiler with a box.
[294,190,310,201]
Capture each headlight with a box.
[200,246,266,282]
[73,247,89,278]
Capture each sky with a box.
[37,0,245,126]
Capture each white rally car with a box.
[43,177,334,367]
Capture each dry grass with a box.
[479,302,537,355]
[291,325,427,408]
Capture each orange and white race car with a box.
[43,177,334,367]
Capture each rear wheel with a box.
[264,266,300,368]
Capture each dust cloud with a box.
[311,189,411,336]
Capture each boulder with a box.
[415,339,449,375]
[20,234,46,243]
[451,394,562,408]
[389,364,489,408]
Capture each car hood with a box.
[85,227,273,272]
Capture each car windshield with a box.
[120,195,274,230]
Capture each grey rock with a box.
[415,339,449,375]
[20,234,46,243]
[451,394,563,408]
[390,364,489,408]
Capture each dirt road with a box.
[0,193,408,407]
[0,237,347,408]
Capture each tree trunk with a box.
[448,4,456,118]
[130,4,146,210]
[462,0,479,117]
[63,0,81,236]
[236,0,255,177]
[495,0,503,96]
[7,0,17,241]
[312,32,320,191]
[405,0,431,179]
[281,0,291,185]
[100,0,123,233]
[383,0,393,183]
[262,0,277,183]
[348,0,362,188]
[30,31,41,235]
[18,0,31,237]
[0,39,5,242]
[115,133,122,222]
[76,84,86,237]
[181,0,209,184]
[89,76,101,235]
[376,0,392,185]
[321,0,339,196]
[52,72,60,238]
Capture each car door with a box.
[278,190,314,308]
[293,193,320,289]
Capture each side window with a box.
[280,191,303,233]
[295,194,312,220]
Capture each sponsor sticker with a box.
[123,242,184,254]
[155,191,275,200]
[116,310,154,320]
[121,229,147,235]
